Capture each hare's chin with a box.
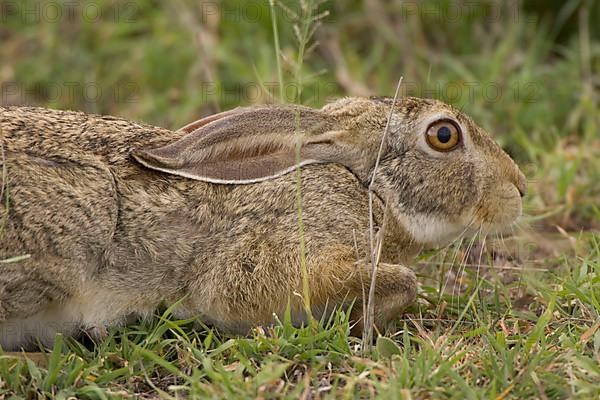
[400,212,473,247]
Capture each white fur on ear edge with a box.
[133,152,324,185]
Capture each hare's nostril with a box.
[514,169,527,198]
[515,178,526,198]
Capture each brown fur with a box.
[0,97,525,350]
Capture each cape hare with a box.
[0,97,526,349]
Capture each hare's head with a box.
[133,96,525,247]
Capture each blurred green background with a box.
[1,2,600,397]
[1,0,599,229]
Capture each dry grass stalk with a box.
[362,76,404,351]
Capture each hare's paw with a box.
[371,263,418,313]
[341,262,417,335]
[80,324,109,345]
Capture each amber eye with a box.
[425,119,461,152]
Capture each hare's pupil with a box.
[437,126,452,143]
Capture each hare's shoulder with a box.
[226,163,369,211]
[218,163,374,241]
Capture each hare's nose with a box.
[515,169,527,198]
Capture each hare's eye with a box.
[425,120,461,152]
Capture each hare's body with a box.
[1,106,416,349]
[0,97,525,350]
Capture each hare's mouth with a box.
[475,183,523,231]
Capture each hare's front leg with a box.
[182,245,416,335]
[348,262,417,334]
[311,256,417,332]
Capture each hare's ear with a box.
[132,105,364,184]
[177,107,247,133]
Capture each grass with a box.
[1,0,599,398]
[1,235,598,398]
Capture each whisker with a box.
[509,223,527,295]
[416,261,548,271]
[441,217,478,250]
[475,233,488,307]
[440,218,476,303]
[456,226,481,311]
[441,236,464,305]
[436,240,452,310]
[429,217,476,314]
[497,230,511,256]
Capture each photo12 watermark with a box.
[0,320,80,350]
[196,79,540,105]
[399,0,537,24]
[1,1,139,23]
[400,80,541,104]
[200,81,339,104]
[200,0,339,23]
[1,81,140,104]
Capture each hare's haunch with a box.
[0,97,525,350]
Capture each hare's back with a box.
[0,105,179,165]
